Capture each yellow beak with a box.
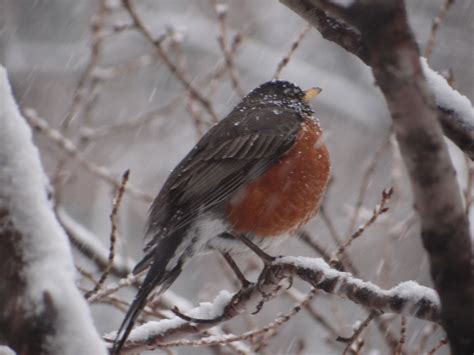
[304,87,322,102]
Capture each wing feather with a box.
[143,106,303,255]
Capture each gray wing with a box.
[143,106,302,253]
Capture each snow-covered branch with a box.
[109,256,440,353]
[277,257,440,321]
[56,206,251,353]
[278,0,474,353]
[281,0,474,160]
[0,66,107,354]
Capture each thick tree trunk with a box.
[280,1,474,353]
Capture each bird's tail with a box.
[111,234,187,354]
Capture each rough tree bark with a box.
[281,0,474,160]
[280,0,474,353]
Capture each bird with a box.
[112,80,331,353]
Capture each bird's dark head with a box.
[237,80,322,117]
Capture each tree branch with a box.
[0,66,106,354]
[57,207,133,279]
[280,0,474,160]
[24,109,153,203]
[278,0,474,353]
[108,256,440,353]
[122,0,219,123]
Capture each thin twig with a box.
[324,186,399,351]
[91,54,155,81]
[61,0,108,129]
[273,24,311,80]
[321,206,360,275]
[77,96,181,142]
[182,31,245,133]
[85,169,130,299]
[76,265,99,287]
[414,324,439,354]
[201,32,245,100]
[24,109,153,203]
[331,188,393,267]
[285,287,340,340]
[337,311,377,355]
[424,0,455,61]
[324,188,398,350]
[53,0,110,205]
[294,339,306,355]
[185,96,207,136]
[211,1,245,98]
[427,337,449,355]
[320,206,343,246]
[395,316,407,355]
[89,272,143,303]
[122,0,219,122]
[58,207,132,278]
[373,315,400,353]
[346,137,391,235]
[146,289,317,350]
[297,230,331,262]
[113,255,441,352]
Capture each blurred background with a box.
[1,0,473,353]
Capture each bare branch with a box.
[85,169,130,299]
[211,1,245,98]
[331,188,392,266]
[273,24,312,80]
[60,0,108,129]
[284,288,340,340]
[297,230,331,262]
[346,137,391,234]
[337,311,376,355]
[77,96,181,141]
[414,324,439,354]
[24,109,153,203]
[57,207,133,278]
[394,316,407,355]
[424,0,454,60]
[122,0,219,122]
[428,337,449,355]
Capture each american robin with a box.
[112,80,331,353]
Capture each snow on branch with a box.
[0,66,107,354]
[279,0,474,352]
[108,255,440,353]
[277,257,440,320]
[57,206,251,353]
[281,0,474,160]
[420,57,474,158]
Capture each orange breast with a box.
[226,118,330,237]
